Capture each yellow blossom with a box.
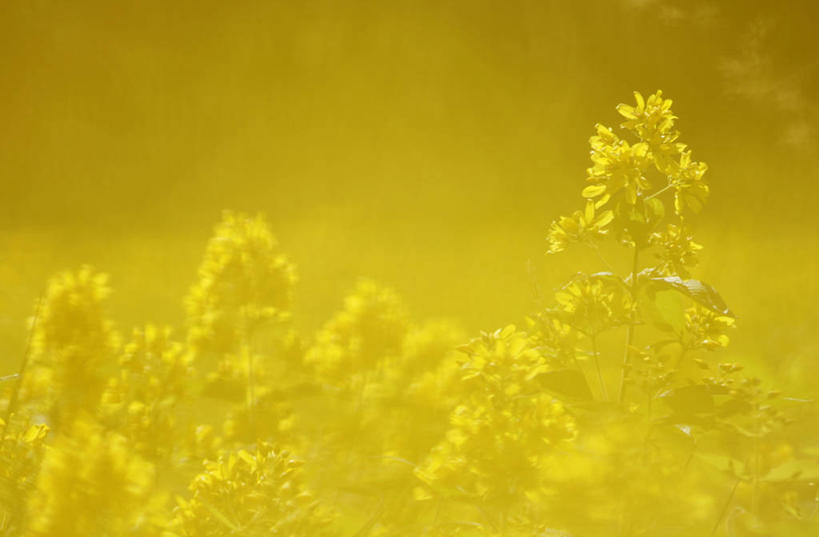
[546,200,614,254]
[186,211,297,358]
[22,417,159,537]
[169,444,335,537]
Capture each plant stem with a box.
[590,243,615,273]
[591,335,608,401]
[246,344,255,410]
[645,182,673,201]
[2,298,42,433]
[672,348,688,372]
[241,316,256,437]
[245,344,257,439]
[710,479,740,537]
[752,407,761,518]
[618,246,640,404]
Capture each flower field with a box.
[2,91,817,536]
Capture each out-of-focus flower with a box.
[304,279,408,381]
[554,275,633,336]
[23,417,159,537]
[0,420,48,535]
[99,325,191,459]
[186,211,297,357]
[30,266,118,426]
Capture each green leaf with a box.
[642,275,733,317]
[695,453,748,480]
[642,289,685,333]
[532,369,593,401]
[644,197,665,220]
[658,384,716,415]
[716,397,752,417]
[762,459,819,483]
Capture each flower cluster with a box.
[650,223,703,278]
[546,201,613,254]
[554,274,633,336]
[0,96,813,537]
[170,444,335,537]
[0,420,49,535]
[415,326,577,509]
[550,91,711,254]
[29,266,118,427]
[98,325,191,459]
[22,418,159,537]
[304,279,409,382]
[186,211,297,358]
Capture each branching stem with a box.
[591,334,608,401]
[645,182,674,201]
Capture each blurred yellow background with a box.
[1,0,817,389]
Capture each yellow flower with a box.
[304,279,408,380]
[554,275,633,336]
[34,266,114,359]
[98,325,191,459]
[30,266,117,426]
[650,223,703,278]
[23,417,159,537]
[170,444,335,537]
[415,326,577,507]
[546,200,614,254]
[186,211,297,357]
[671,150,709,214]
[527,311,582,368]
[616,90,684,175]
[585,123,651,204]
[0,420,48,535]
[680,304,735,351]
